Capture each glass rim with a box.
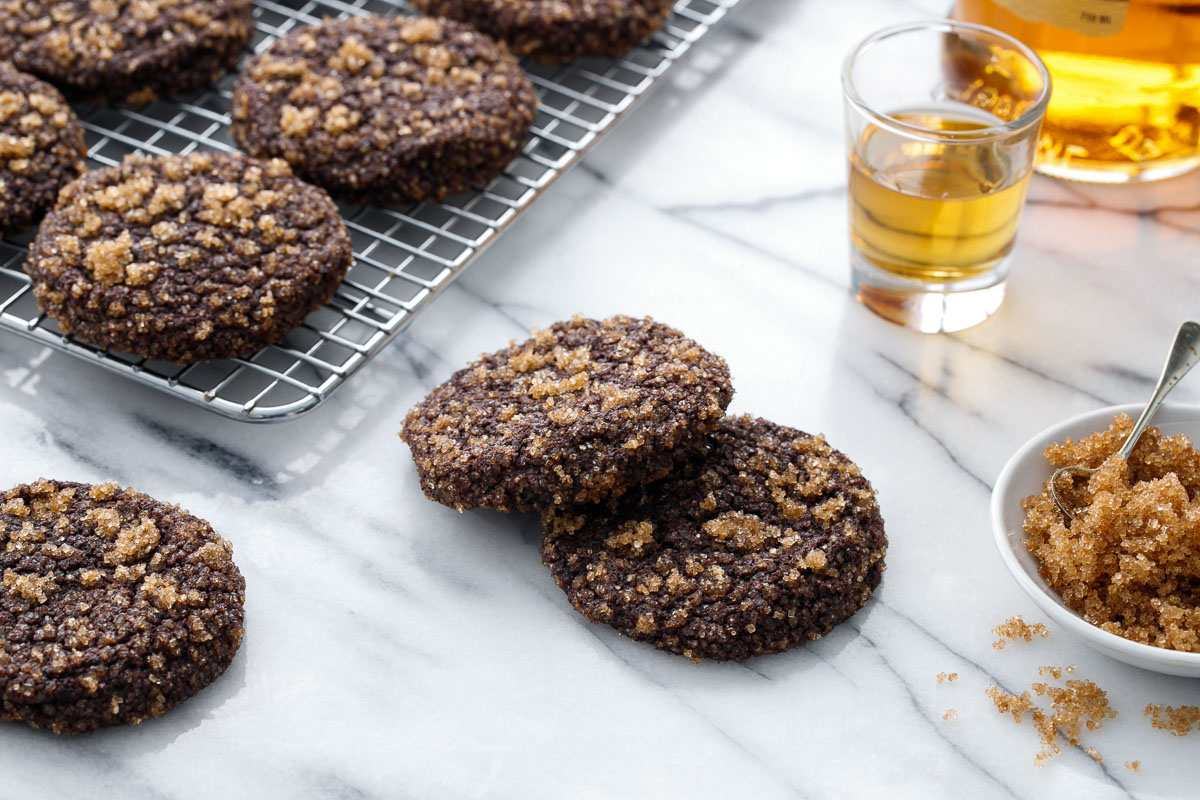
[841,19,1052,143]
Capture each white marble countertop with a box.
[3,0,1200,797]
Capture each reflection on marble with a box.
[3,0,1200,797]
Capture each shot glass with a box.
[842,20,1051,333]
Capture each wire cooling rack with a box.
[0,0,744,421]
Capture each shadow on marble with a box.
[566,0,783,189]
[0,328,430,500]
[0,643,247,758]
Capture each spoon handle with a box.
[1119,321,1200,460]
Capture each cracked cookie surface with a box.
[0,479,245,733]
[542,415,887,660]
[231,14,537,204]
[0,63,86,236]
[401,315,733,512]
[26,151,352,364]
[411,0,675,63]
[0,0,253,103]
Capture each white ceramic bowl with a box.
[991,402,1200,678]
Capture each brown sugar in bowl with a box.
[991,403,1200,677]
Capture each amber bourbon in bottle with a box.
[955,0,1200,181]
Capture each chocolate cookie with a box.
[230,15,537,205]
[26,151,353,364]
[401,315,733,512]
[0,479,245,733]
[411,0,675,63]
[0,0,253,104]
[541,415,887,661]
[0,63,87,236]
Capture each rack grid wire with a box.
[0,0,743,421]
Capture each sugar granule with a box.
[992,615,1049,650]
[1144,704,1200,736]
[986,672,1116,767]
[1037,665,1074,679]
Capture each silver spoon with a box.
[1050,320,1200,521]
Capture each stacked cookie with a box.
[401,316,888,660]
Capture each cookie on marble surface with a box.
[0,0,253,104]
[410,0,675,63]
[26,151,353,364]
[230,14,537,205]
[401,315,733,513]
[0,63,87,237]
[0,479,245,734]
[541,415,887,661]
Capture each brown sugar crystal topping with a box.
[0,479,245,734]
[541,415,887,661]
[0,63,86,236]
[26,151,352,364]
[401,315,734,512]
[1023,414,1200,653]
[230,14,537,204]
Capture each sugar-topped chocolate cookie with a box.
[0,63,86,236]
[230,15,537,204]
[401,315,733,512]
[0,0,253,104]
[26,151,352,364]
[0,479,245,734]
[541,415,887,661]
[411,0,675,63]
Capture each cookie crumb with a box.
[943,709,958,721]
[1125,760,1141,772]
[936,671,958,683]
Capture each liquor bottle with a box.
[954,0,1200,182]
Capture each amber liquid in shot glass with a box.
[843,21,1049,333]
[848,106,1033,283]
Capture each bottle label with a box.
[989,0,1130,35]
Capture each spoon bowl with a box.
[1049,320,1200,520]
